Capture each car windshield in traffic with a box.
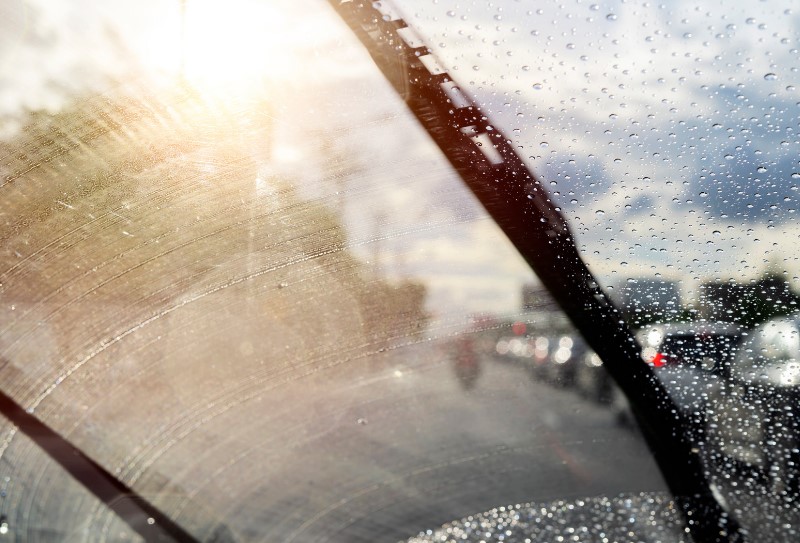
[0,0,799,542]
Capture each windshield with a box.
[0,0,798,541]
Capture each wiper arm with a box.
[327,1,743,541]
[0,363,199,542]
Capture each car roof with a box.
[637,322,743,337]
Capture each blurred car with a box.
[706,314,800,494]
[575,350,614,404]
[539,334,588,387]
[637,322,744,372]
[636,323,743,415]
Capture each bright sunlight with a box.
[139,0,297,95]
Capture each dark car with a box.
[637,323,744,372]
[636,323,744,416]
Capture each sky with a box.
[399,0,800,288]
[1,0,799,322]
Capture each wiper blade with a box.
[327,1,743,541]
[0,364,199,542]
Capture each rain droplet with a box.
[756,166,768,173]
[764,73,777,81]
[532,83,543,90]
[596,209,605,216]
[357,418,368,425]
[606,13,618,21]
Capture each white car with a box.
[706,315,800,494]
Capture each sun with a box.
[178,0,294,93]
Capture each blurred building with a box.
[698,275,798,325]
[616,278,682,324]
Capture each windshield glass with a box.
[0,0,798,541]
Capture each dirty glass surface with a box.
[0,1,670,542]
[0,0,798,542]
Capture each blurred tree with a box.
[0,85,432,540]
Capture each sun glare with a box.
[178,0,293,94]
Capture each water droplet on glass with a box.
[532,83,543,90]
[764,73,777,81]
[357,418,368,425]
[606,13,618,21]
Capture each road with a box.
[232,340,669,543]
[0,335,669,543]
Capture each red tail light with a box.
[651,352,666,367]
